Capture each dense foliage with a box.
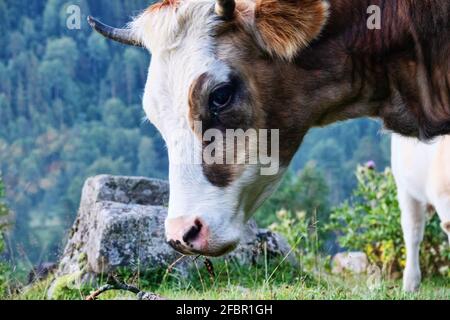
[269,209,325,274]
[0,0,390,268]
[328,165,450,278]
[293,120,391,203]
[0,0,168,265]
[255,162,330,227]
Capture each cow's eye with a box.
[209,84,235,112]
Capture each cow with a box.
[88,0,449,271]
[392,134,450,292]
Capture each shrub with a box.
[269,209,325,273]
[327,165,450,278]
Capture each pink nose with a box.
[166,216,208,254]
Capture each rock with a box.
[51,175,294,298]
[226,219,296,265]
[76,174,170,207]
[56,175,177,281]
[137,291,166,300]
[331,251,369,274]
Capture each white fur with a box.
[391,134,450,292]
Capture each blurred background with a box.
[0,0,390,277]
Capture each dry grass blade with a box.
[166,255,187,274]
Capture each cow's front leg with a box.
[398,189,426,292]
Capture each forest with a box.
[0,0,390,272]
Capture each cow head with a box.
[89,0,330,256]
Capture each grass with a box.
[157,277,450,300]
[6,257,449,300]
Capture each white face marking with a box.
[133,0,286,253]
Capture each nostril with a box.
[182,219,203,244]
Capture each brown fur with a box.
[326,0,450,139]
[149,0,180,12]
[254,0,329,60]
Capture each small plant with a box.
[327,165,450,278]
[269,209,324,273]
[0,176,8,251]
[0,175,11,297]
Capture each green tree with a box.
[137,137,158,177]
[0,1,10,58]
[255,162,330,226]
[87,32,110,77]
[43,37,79,75]
[43,0,61,36]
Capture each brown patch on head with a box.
[148,0,180,12]
[202,163,241,188]
[187,72,254,188]
[188,72,211,134]
[254,0,329,60]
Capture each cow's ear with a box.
[252,0,329,60]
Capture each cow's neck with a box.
[288,0,426,137]
[301,0,450,139]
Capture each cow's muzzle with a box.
[165,216,237,257]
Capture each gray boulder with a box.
[54,175,294,286]
[56,175,175,280]
[229,219,295,265]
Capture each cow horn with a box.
[215,0,236,20]
[87,16,143,47]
